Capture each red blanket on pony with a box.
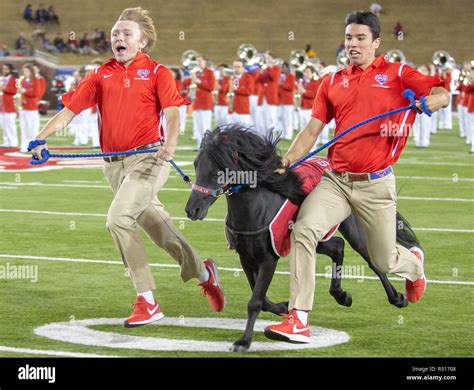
[269,156,339,257]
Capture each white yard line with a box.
[397,176,474,182]
[1,182,474,202]
[0,208,472,232]
[398,196,474,202]
[397,160,473,167]
[1,254,473,286]
[0,345,120,358]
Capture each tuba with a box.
[433,50,456,71]
[181,50,200,100]
[237,43,267,70]
[386,49,406,63]
[237,43,258,63]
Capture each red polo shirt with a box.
[65,51,187,152]
[312,54,444,172]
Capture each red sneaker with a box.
[123,296,164,328]
[264,309,311,343]
[405,247,427,303]
[199,259,226,312]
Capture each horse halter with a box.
[168,159,244,198]
[190,181,236,198]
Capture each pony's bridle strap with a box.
[189,181,234,198]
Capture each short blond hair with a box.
[117,7,157,54]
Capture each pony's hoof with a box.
[277,301,289,314]
[333,291,352,307]
[392,293,409,308]
[231,340,250,353]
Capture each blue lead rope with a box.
[28,89,431,194]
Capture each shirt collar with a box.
[346,54,386,75]
[109,51,150,71]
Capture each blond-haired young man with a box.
[30,7,225,327]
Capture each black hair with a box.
[3,63,14,74]
[201,125,306,205]
[345,10,381,40]
[218,63,229,68]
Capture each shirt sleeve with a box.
[399,64,445,98]
[311,76,334,124]
[65,70,97,114]
[155,66,188,109]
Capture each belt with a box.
[103,141,162,163]
[332,166,393,182]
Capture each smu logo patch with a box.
[136,69,150,80]
[374,74,389,86]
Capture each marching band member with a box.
[461,72,471,145]
[279,62,296,140]
[0,64,19,148]
[33,65,47,101]
[248,69,259,129]
[180,67,191,136]
[466,67,474,153]
[413,65,432,147]
[429,64,439,134]
[191,54,215,149]
[19,63,40,152]
[438,69,453,130]
[457,80,466,138]
[228,58,254,125]
[297,65,320,132]
[68,68,89,146]
[214,64,230,126]
[255,51,280,135]
[171,68,186,135]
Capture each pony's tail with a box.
[395,211,421,249]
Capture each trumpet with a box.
[433,50,456,71]
[14,76,24,111]
[289,49,321,73]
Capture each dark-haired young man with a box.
[265,11,449,343]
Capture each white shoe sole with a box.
[124,312,165,328]
[264,328,310,344]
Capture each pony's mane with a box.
[200,124,306,205]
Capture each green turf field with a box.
[0,115,473,357]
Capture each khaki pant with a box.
[103,153,204,293]
[290,170,423,311]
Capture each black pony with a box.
[185,125,419,352]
